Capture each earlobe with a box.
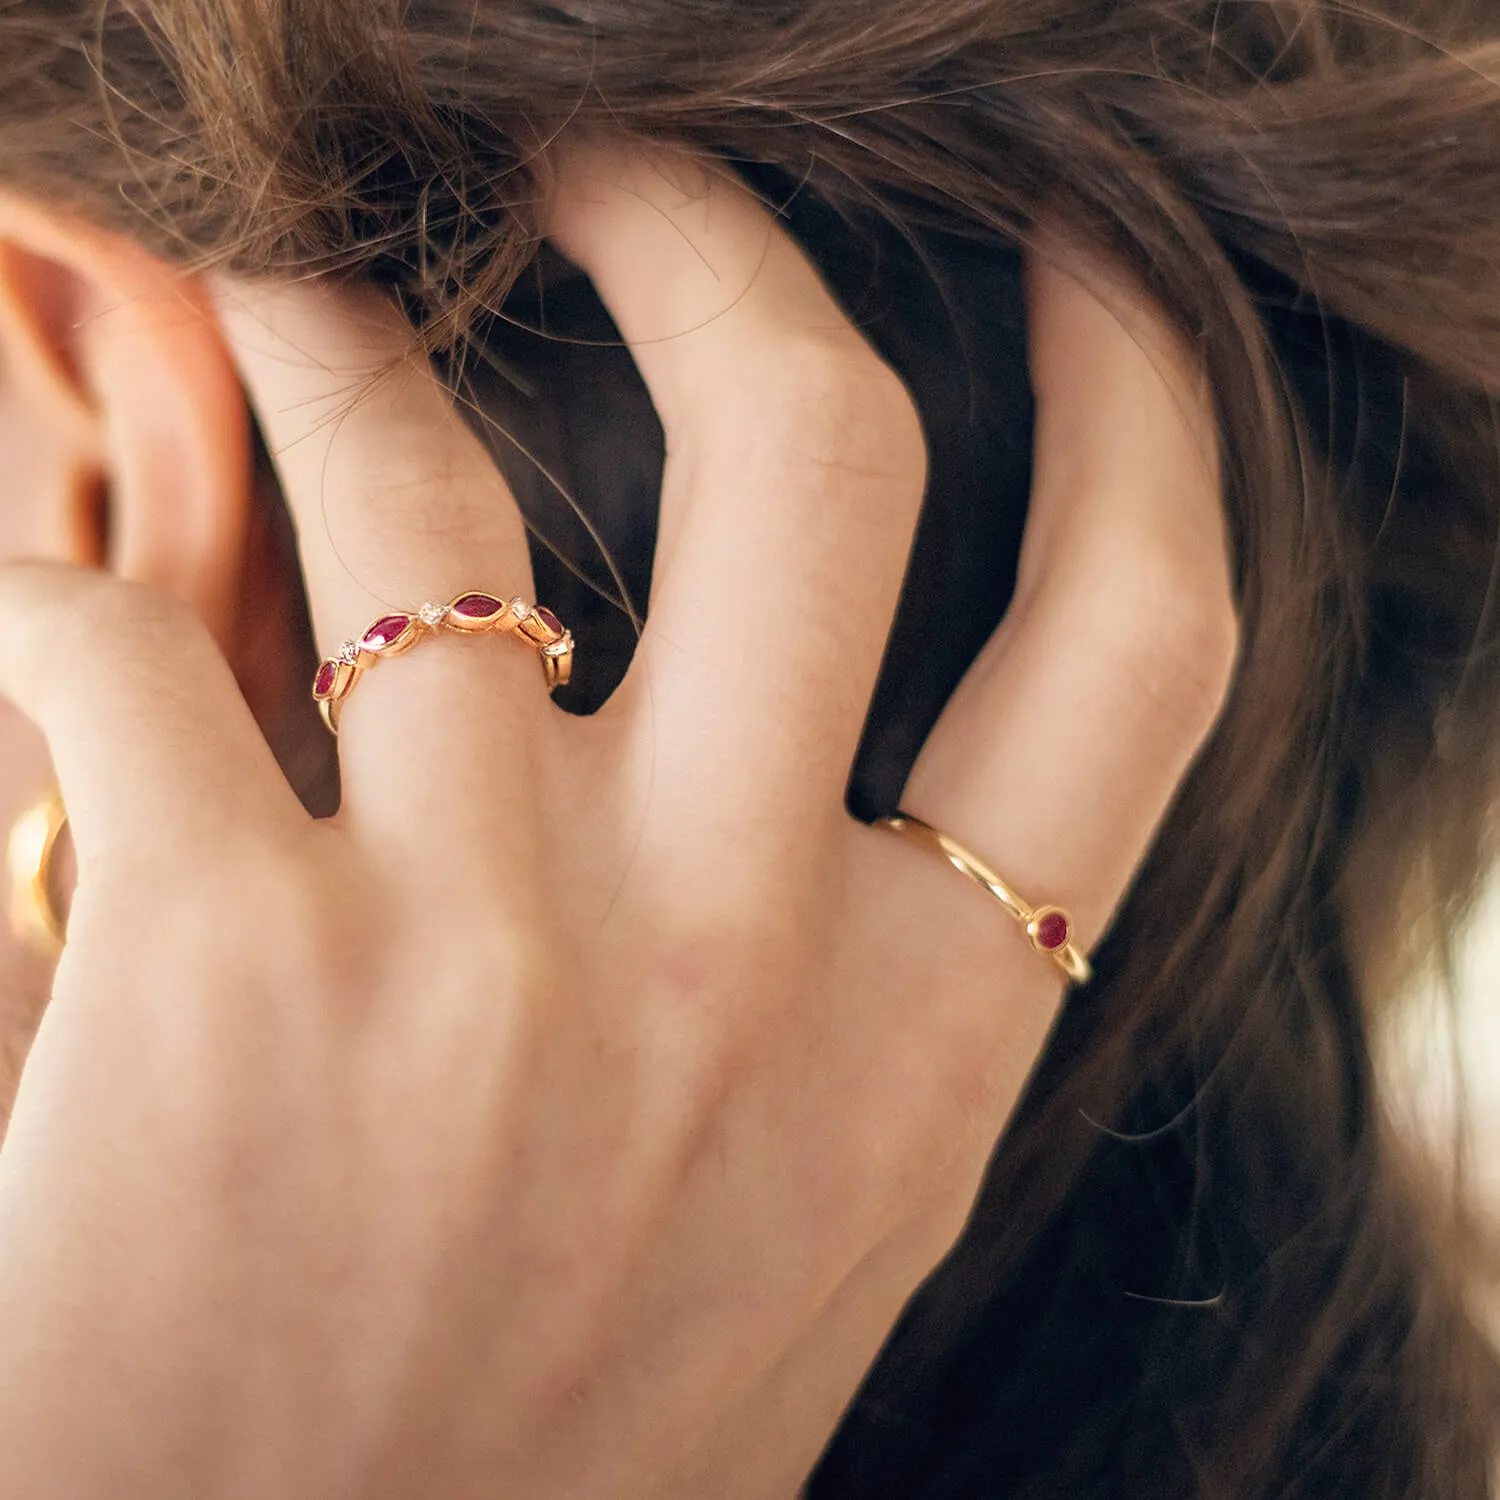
[0,194,252,642]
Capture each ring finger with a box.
[547,143,929,839]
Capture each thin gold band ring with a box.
[876,812,1092,986]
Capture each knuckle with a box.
[647,903,807,1022]
[56,574,201,665]
[1113,559,1239,732]
[1161,592,1240,724]
[14,576,220,728]
[751,335,927,478]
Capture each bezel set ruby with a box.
[360,613,420,655]
[1027,907,1072,954]
[873,812,1092,986]
[312,591,574,733]
[447,593,511,629]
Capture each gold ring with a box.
[312,593,574,734]
[7,786,68,958]
[876,811,1092,985]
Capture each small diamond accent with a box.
[337,641,360,664]
[418,602,448,627]
[511,600,531,621]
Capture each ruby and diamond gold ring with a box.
[313,592,574,734]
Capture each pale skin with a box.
[0,144,1235,1496]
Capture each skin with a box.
[0,143,1234,1496]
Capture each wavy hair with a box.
[1,1,1498,1494]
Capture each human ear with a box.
[0,198,332,816]
[0,194,251,642]
[0,197,333,778]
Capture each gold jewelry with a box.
[876,811,1092,985]
[7,787,68,958]
[313,593,575,734]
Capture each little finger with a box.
[888,243,1236,966]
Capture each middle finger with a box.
[548,144,929,820]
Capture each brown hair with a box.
[3,2,1499,1494]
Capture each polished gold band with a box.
[876,812,1092,985]
[7,786,68,958]
[313,593,575,735]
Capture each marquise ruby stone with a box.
[451,593,503,620]
[313,660,338,699]
[1034,912,1070,951]
[534,606,563,636]
[362,614,412,651]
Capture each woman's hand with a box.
[0,145,1233,1499]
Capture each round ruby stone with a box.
[534,606,563,636]
[362,614,412,652]
[313,660,338,699]
[1034,911,1070,951]
[452,593,503,620]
